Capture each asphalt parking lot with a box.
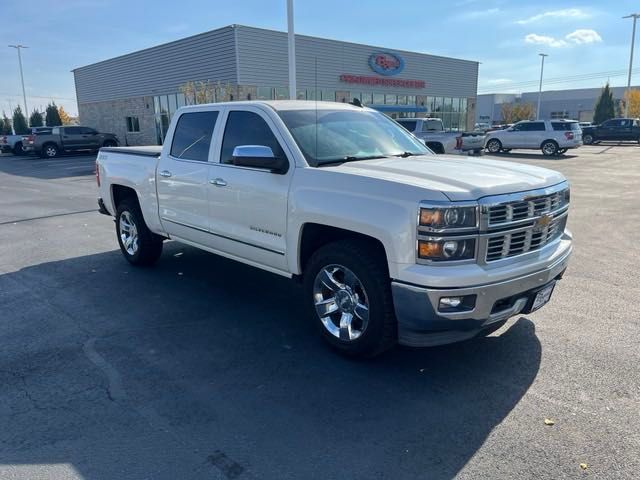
[1,146,639,480]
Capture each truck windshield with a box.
[277,109,431,166]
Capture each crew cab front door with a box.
[206,107,292,272]
[157,109,222,247]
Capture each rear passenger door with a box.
[81,127,101,149]
[60,126,85,150]
[617,119,634,140]
[157,109,222,247]
[522,121,546,147]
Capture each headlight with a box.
[419,206,477,231]
[418,238,476,261]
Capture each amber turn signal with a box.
[418,240,442,258]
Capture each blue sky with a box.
[1,0,639,116]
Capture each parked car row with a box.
[396,118,486,155]
[1,126,118,157]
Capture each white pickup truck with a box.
[96,101,572,357]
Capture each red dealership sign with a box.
[339,74,426,89]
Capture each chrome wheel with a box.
[583,134,593,145]
[486,139,501,153]
[542,141,557,155]
[119,211,139,256]
[313,264,370,341]
[44,146,57,157]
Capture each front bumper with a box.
[391,245,572,347]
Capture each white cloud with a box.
[566,29,602,44]
[487,78,513,85]
[525,33,568,48]
[516,8,590,25]
[524,29,603,48]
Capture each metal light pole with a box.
[536,53,548,120]
[623,14,639,118]
[287,0,296,100]
[8,44,29,121]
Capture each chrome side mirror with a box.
[231,145,288,174]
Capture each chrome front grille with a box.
[481,185,570,263]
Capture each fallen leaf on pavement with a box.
[544,418,555,426]
[580,463,588,470]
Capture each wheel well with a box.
[42,141,57,149]
[425,142,444,154]
[298,223,387,274]
[540,139,559,148]
[103,139,116,146]
[111,184,138,210]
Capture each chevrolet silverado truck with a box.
[581,118,640,145]
[396,117,486,154]
[96,101,572,357]
[23,125,118,158]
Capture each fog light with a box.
[440,297,462,308]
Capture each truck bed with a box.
[100,146,162,157]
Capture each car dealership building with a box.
[73,24,479,145]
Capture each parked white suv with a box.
[485,120,582,156]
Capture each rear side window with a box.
[170,111,218,161]
[220,111,285,164]
[521,122,545,131]
[65,127,82,135]
[552,122,580,131]
[397,120,417,132]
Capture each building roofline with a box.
[73,23,479,72]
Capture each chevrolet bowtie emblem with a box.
[535,214,552,228]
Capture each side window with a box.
[530,122,546,131]
[602,119,614,127]
[511,123,523,131]
[170,111,218,161]
[220,111,286,165]
[52,127,60,135]
[80,127,96,134]
[398,120,417,132]
[65,127,81,135]
[620,119,629,127]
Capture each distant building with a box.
[73,24,479,145]
[477,85,639,124]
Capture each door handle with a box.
[159,170,172,177]
[210,178,227,187]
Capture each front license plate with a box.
[531,282,556,312]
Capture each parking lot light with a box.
[537,53,548,121]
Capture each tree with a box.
[179,80,236,105]
[12,106,29,134]
[0,112,12,135]
[58,106,73,125]
[593,83,615,124]
[29,109,44,127]
[501,102,536,123]
[45,102,62,126]
[620,89,640,118]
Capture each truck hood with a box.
[330,155,566,201]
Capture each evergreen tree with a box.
[12,106,29,134]
[45,102,62,126]
[29,109,44,127]
[593,83,615,124]
[0,112,12,135]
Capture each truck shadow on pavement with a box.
[0,153,97,180]
[0,242,541,480]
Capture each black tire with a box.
[486,138,502,154]
[541,140,558,156]
[115,198,163,266]
[40,143,59,158]
[303,239,397,358]
[557,148,568,154]
[103,139,117,148]
[501,148,512,153]
[473,148,482,155]
[426,142,445,154]
[583,133,594,145]
[13,142,24,156]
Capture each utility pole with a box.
[287,0,296,100]
[536,53,548,120]
[623,14,639,118]
[8,45,29,122]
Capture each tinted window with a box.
[170,111,218,161]
[552,122,580,131]
[79,127,96,134]
[602,119,618,127]
[397,120,417,132]
[64,127,82,135]
[518,122,545,131]
[221,111,285,165]
[619,119,630,127]
[422,119,443,132]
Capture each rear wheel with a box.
[41,143,58,158]
[501,148,512,153]
[583,133,594,145]
[102,139,117,148]
[303,240,396,358]
[486,138,502,154]
[541,140,558,156]
[115,198,163,266]
[557,148,568,154]
[13,142,24,156]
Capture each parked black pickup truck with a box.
[581,118,640,144]
[22,126,119,158]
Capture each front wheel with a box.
[13,142,24,156]
[303,240,396,358]
[583,133,594,145]
[103,139,117,148]
[557,148,568,154]
[486,138,502,154]
[41,143,58,158]
[541,140,559,156]
[115,199,163,266]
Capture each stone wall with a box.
[78,96,157,146]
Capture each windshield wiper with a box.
[393,151,421,158]
[318,155,389,166]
